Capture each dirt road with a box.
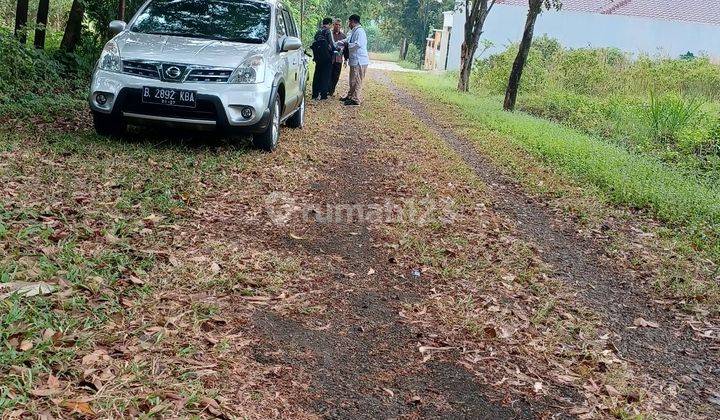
[3,69,718,418]
[236,71,719,418]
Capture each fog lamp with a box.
[96,93,108,105]
[241,107,253,119]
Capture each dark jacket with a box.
[311,27,335,63]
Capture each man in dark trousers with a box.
[329,18,347,97]
[311,18,335,100]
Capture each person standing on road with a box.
[339,14,369,106]
[311,18,335,100]
[329,19,347,97]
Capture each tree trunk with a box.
[34,0,50,49]
[119,0,127,21]
[60,0,85,53]
[457,41,475,92]
[14,0,29,44]
[503,1,541,111]
[400,38,408,60]
[456,1,490,92]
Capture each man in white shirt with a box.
[338,14,369,106]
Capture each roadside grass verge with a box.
[369,51,400,62]
[393,73,720,259]
[473,39,720,182]
[394,74,720,308]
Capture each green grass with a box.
[474,39,720,183]
[394,72,720,256]
[0,126,253,412]
[397,60,421,70]
[369,51,400,62]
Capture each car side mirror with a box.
[109,20,127,36]
[281,36,302,52]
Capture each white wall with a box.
[445,4,720,70]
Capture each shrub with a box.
[471,39,720,181]
[404,43,422,68]
[0,30,86,119]
[644,92,704,144]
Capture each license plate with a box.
[142,86,197,108]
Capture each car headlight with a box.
[230,55,265,84]
[98,41,122,73]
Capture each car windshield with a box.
[131,0,271,43]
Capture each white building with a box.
[430,0,720,71]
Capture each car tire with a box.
[252,96,281,152]
[286,97,305,129]
[92,111,125,136]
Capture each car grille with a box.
[122,60,160,79]
[186,68,233,83]
[121,61,233,83]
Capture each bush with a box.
[644,92,704,143]
[472,39,720,182]
[404,43,422,69]
[397,72,720,255]
[0,30,86,119]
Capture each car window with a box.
[131,0,271,43]
[276,9,287,37]
[282,10,296,37]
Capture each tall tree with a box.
[34,0,50,49]
[503,0,561,111]
[60,0,85,53]
[14,0,29,44]
[457,0,496,92]
[118,0,126,21]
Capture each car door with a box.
[275,7,295,116]
[282,9,303,105]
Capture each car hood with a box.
[116,32,268,68]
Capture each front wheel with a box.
[252,96,281,152]
[286,97,305,129]
[92,111,125,136]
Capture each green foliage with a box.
[365,22,395,53]
[0,0,73,31]
[396,72,720,256]
[84,0,146,39]
[644,92,704,143]
[0,29,86,118]
[404,43,421,68]
[472,38,720,182]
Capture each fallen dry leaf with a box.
[211,262,221,274]
[62,401,94,415]
[19,340,33,351]
[128,275,145,285]
[81,349,109,366]
[47,374,61,389]
[29,388,62,397]
[633,317,660,328]
[1,282,56,299]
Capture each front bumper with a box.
[89,69,272,133]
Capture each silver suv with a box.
[89,0,307,151]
